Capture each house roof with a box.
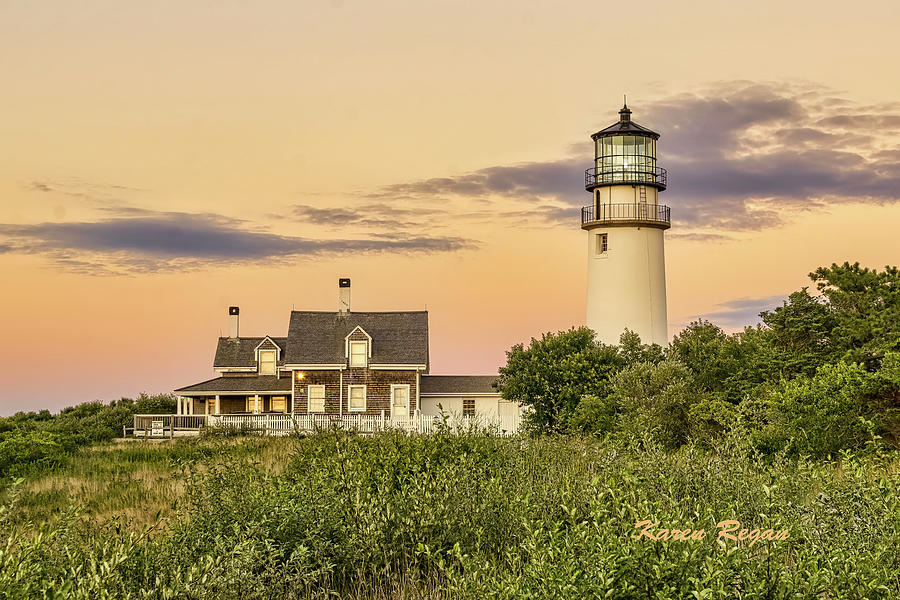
[214,337,287,368]
[284,311,429,366]
[419,375,498,394]
[174,376,292,395]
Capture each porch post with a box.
[215,394,220,415]
[187,398,193,415]
[176,396,182,416]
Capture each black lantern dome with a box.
[585,103,667,191]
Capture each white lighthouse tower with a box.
[582,103,670,346]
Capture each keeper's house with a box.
[171,279,521,426]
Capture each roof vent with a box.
[619,100,632,123]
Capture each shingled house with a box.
[172,279,521,427]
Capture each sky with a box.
[2,0,899,414]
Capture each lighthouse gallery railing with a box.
[584,166,667,190]
[581,203,671,227]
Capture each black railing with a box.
[581,203,671,227]
[585,166,667,190]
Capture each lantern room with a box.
[585,103,667,191]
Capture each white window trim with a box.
[344,326,373,358]
[307,384,326,413]
[258,349,277,375]
[348,384,366,412]
[349,341,368,368]
[253,337,283,360]
[595,232,608,256]
[390,384,410,417]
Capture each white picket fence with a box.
[133,412,523,437]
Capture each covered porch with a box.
[173,375,294,416]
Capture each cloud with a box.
[667,232,734,243]
[27,179,146,203]
[362,82,900,232]
[0,211,477,275]
[290,198,576,230]
[696,294,786,327]
[368,159,583,203]
[289,203,429,230]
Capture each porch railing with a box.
[133,412,523,437]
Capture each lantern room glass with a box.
[594,135,657,184]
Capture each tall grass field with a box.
[2,431,897,599]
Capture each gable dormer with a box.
[345,326,372,368]
[254,336,283,375]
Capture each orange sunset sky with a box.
[2,1,900,414]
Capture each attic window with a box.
[259,350,277,375]
[349,341,368,367]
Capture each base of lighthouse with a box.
[585,226,668,346]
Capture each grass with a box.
[2,436,297,529]
[2,431,898,599]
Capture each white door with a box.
[391,385,409,418]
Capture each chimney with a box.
[228,306,240,338]
[338,278,351,314]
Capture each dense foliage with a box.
[498,262,900,455]
[1,433,897,599]
[0,394,175,480]
[1,260,898,597]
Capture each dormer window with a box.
[349,341,368,367]
[259,349,276,375]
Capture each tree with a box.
[495,327,623,433]
[810,262,900,368]
[610,360,702,449]
[757,288,837,378]
[747,361,884,456]
[668,320,747,403]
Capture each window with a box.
[308,385,325,413]
[259,349,276,375]
[271,396,287,413]
[349,341,368,367]
[246,395,261,413]
[596,233,608,255]
[348,385,366,411]
[462,398,475,417]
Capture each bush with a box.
[1,434,897,599]
[0,431,63,479]
[747,361,885,456]
[0,394,177,481]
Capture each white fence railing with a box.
[133,412,523,437]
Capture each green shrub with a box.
[0,431,63,479]
[2,434,897,599]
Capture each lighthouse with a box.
[582,103,670,346]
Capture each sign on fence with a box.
[151,419,164,437]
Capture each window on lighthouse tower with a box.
[595,233,608,255]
